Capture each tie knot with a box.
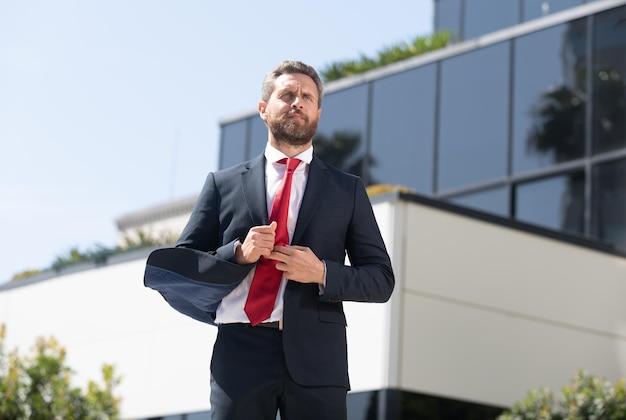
[277,157,301,172]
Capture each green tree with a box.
[0,324,121,420]
[498,370,626,420]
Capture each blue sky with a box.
[0,1,432,282]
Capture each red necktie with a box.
[244,157,301,326]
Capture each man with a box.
[145,60,394,420]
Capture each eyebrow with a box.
[277,84,316,98]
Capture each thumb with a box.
[269,221,278,231]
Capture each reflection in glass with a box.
[314,131,366,177]
[435,0,462,39]
[370,65,437,194]
[438,42,509,191]
[515,172,585,235]
[220,120,247,169]
[593,5,626,154]
[593,159,626,252]
[448,186,509,217]
[315,85,369,181]
[512,20,587,173]
[522,0,582,21]
[464,0,519,39]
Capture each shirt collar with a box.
[264,143,313,165]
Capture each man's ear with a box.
[258,101,267,120]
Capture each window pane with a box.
[314,85,369,181]
[523,0,583,21]
[249,115,267,159]
[464,0,520,39]
[438,42,509,191]
[448,186,509,217]
[220,120,247,169]
[592,158,626,251]
[593,5,626,154]
[515,172,585,234]
[435,0,462,39]
[370,64,437,193]
[512,20,587,173]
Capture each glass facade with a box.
[435,0,588,40]
[314,85,370,180]
[515,171,586,235]
[370,64,437,193]
[438,41,509,191]
[512,20,587,173]
[220,3,626,254]
[592,5,626,154]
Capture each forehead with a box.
[273,73,318,95]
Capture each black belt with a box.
[256,321,281,329]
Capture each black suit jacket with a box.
[145,153,394,388]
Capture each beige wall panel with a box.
[403,205,626,337]
[399,293,626,407]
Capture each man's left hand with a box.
[268,245,325,285]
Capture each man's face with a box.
[259,73,322,147]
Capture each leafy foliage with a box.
[320,31,454,82]
[0,324,121,419]
[498,370,626,420]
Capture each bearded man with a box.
[145,60,394,420]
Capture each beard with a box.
[267,111,318,146]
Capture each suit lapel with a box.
[293,156,328,244]
[241,154,268,226]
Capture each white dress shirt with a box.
[214,144,312,324]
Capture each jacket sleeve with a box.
[144,172,253,324]
[319,178,395,303]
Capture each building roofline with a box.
[115,195,198,231]
[375,191,626,259]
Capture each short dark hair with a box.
[261,60,324,108]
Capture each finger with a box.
[271,245,291,254]
[267,251,288,262]
[269,221,277,232]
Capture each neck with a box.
[269,138,312,158]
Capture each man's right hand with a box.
[234,221,277,265]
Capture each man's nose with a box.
[291,96,303,108]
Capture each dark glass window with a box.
[438,42,510,191]
[522,0,583,21]
[220,120,247,169]
[249,116,267,159]
[314,85,369,181]
[346,389,506,419]
[464,0,520,39]
[448,186,509,217]
[592,158,626,251]
[512,20,587,173]
[515,171,585,235]
[370,64,437,193]
[592,5,626,154]
[435,0,462,39]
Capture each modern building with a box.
[221,0,626,257]
[1,0,625,419]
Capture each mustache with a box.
[287,109,305,118]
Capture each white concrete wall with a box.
[397,202,626,407]
[0,258,218,419]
